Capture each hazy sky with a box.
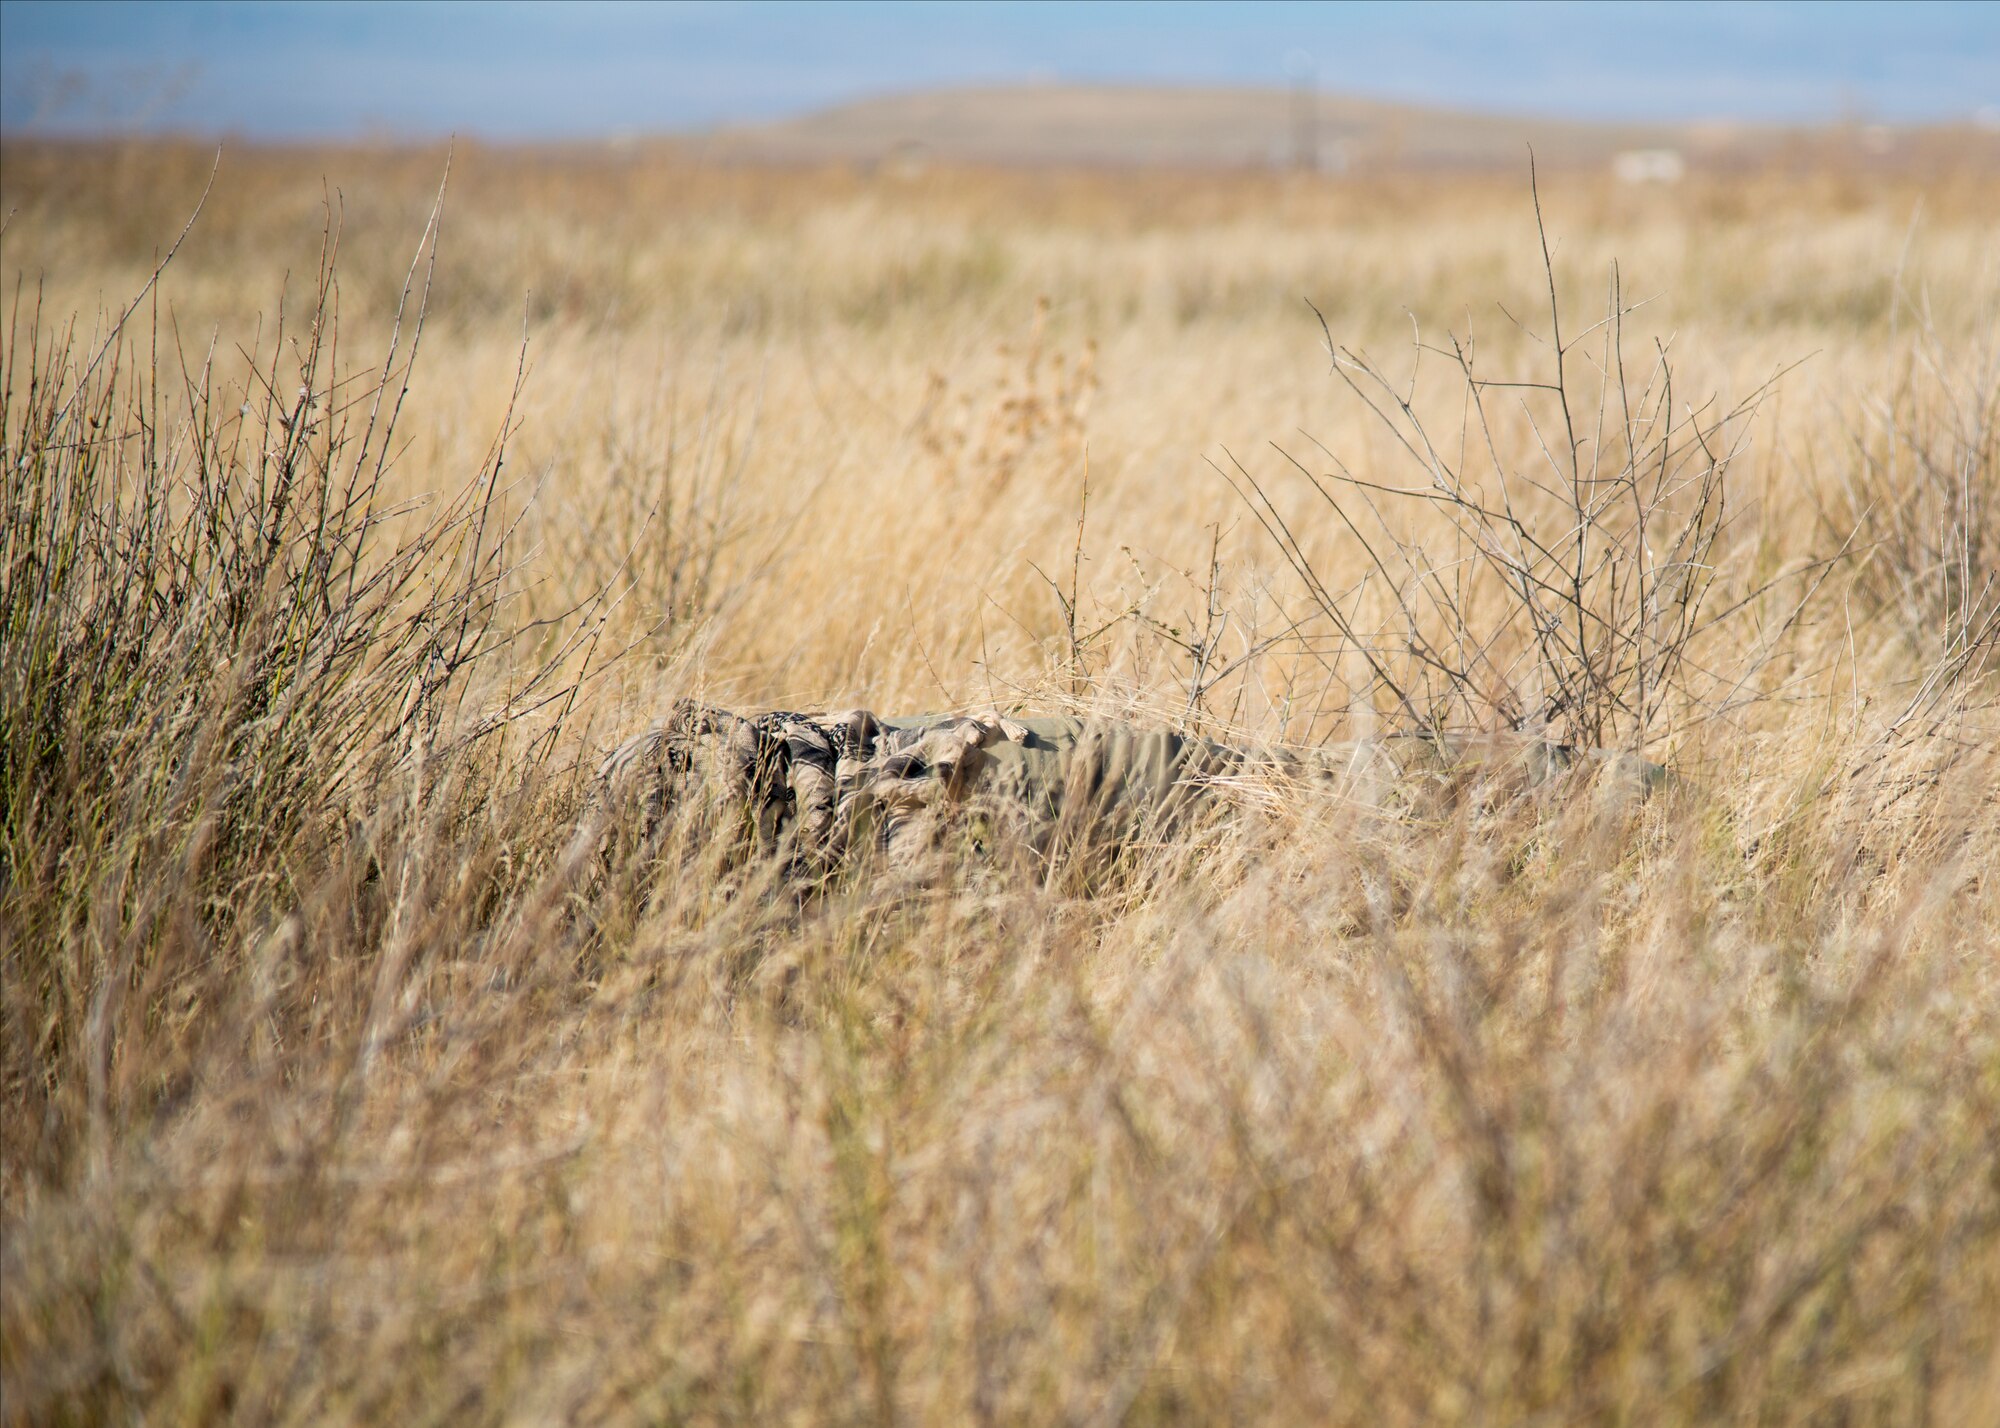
[3,0,1997,140]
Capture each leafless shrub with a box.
[1224,168,1830,758]
[0,161,604,1188]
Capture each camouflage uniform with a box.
[568,700,1673,883]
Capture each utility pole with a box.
[1284,48,1318,172]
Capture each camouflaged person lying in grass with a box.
[565,700,1676,886]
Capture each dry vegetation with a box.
[3,139,1998,1424]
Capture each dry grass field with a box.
[3,138,1998,1424]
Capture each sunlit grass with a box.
[2,140,1997,1424]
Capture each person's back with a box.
[568,701,1677,884]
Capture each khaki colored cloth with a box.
[570,701,1671,879]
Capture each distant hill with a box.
[700,84,1988,174]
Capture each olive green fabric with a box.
[568,701,1672,880]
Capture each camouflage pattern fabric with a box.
[568,700,1674,883]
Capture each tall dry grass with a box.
[2,139,1998,1424]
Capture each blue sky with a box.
[3,1,1996,139]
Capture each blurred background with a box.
[4,0,1998,167]
[3,0,1994,705]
